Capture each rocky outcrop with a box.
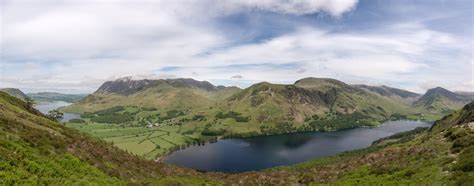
[94,77,157,95]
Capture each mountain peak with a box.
[95,78,156,95]
[294,77,349,90]
[424,87,460,99]
[413,86,470,113]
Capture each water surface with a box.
[34,101,80,122]
[163,120,431,172]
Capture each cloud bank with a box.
[0,0,472,93]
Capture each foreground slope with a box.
[0,92,213,184]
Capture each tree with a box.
[48,109,64,122]
[25,97,35,112]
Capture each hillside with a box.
[27,92,86,103]
[0,91,214,184]
[62,77,240,113]
[2,91,472,184]
[222,78,417,132]
[354,84,420,104]
[0,88,30,101]
[414,87,471,113]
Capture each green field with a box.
[66,122,206,158]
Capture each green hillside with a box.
[62,78,240,113]
[27,92,86,103]
[220,78,420,133]
[1,91,472,184]
[414,87,471,114]
[0,88,30,101]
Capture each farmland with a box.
[65,122,211,159]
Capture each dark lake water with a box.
[163,120,432,172]
[34,101,80,122]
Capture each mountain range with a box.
[63,77,472,127]
[3,77,472,136]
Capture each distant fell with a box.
[0,88,30,101]
[27,92,86,103]
[414,87,472,113]
[63,77,239,113]
[95,77,224,95]
[354,85,420,104]
[354,85,420,98]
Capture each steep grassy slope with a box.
[223,78,417,131]
[0,88,30,101]
[27,92,86,103]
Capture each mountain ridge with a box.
[95,77,228,96]
[66,77,472,119]
[27,92,86,103]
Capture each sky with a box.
[0,0,473,94]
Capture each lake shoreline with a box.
[162,120,433,173]
[158,119,433,163]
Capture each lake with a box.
[34,101,80,122]
[163,120,432,172]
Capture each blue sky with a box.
[0,0,472,94]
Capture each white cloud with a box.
[228,0,358,16]
[0,0,472,94]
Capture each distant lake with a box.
[34,101,80,122]
[163,120,432,172]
